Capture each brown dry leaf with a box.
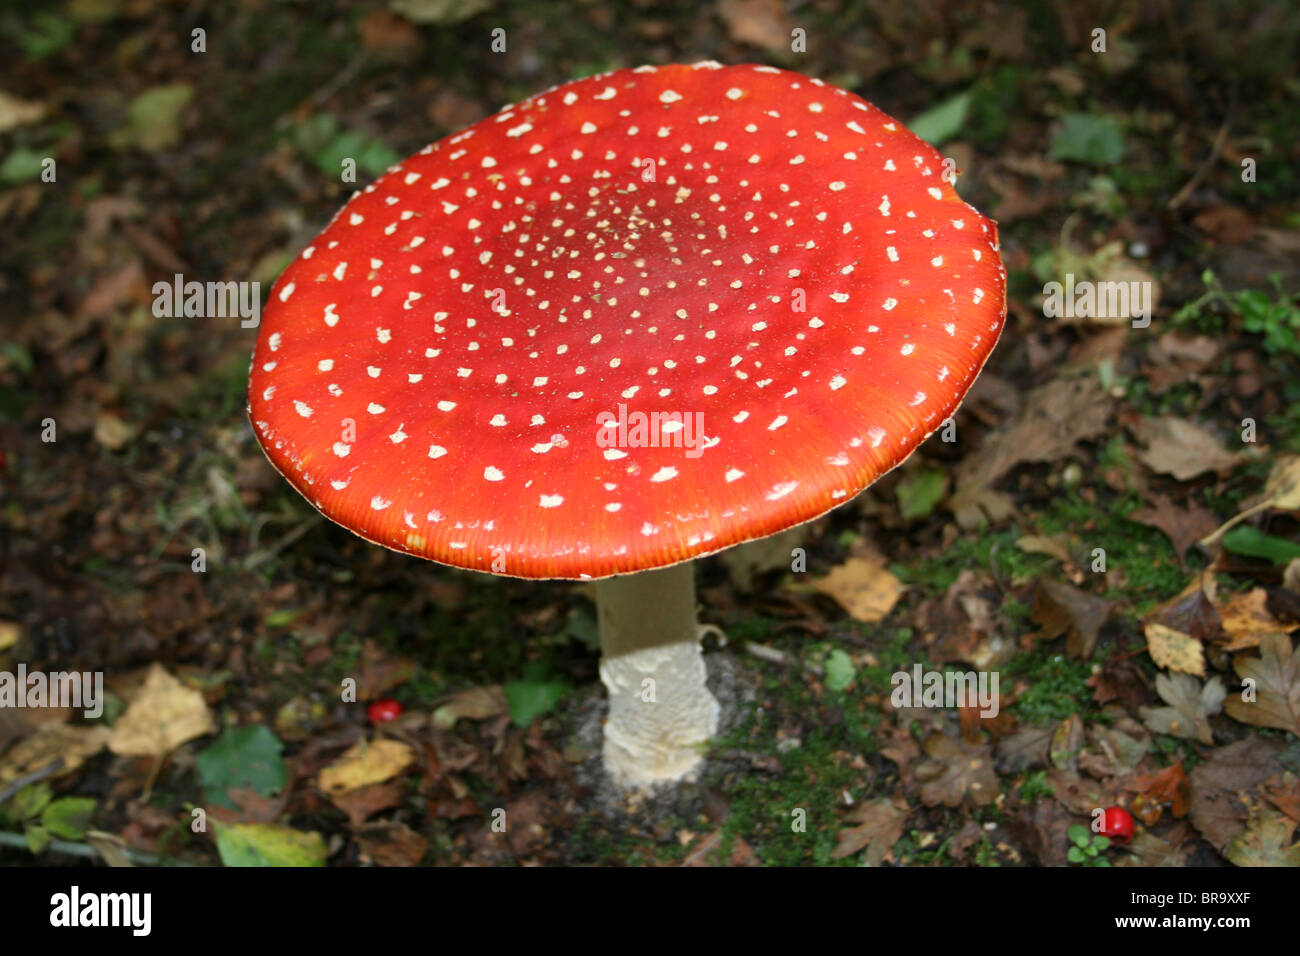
[1015,534,1073,565]
[1078,723,1149,778]
[107,664,214,757]
[1030,578,1112,659]
[93,410,136,451]
[0,90,45,133]
[950,374,1113,528]
[716,0,794,51]
[1223,633,1300,735]
[994,725,1052,773]
[1118,824,1195,867]
[1128,494,1219,560]
[1188,737,1284,852]
[328,778,407,826]
[811,554,905,624]
[914,733,998,807]
[831,797,910,864]
[1144,622,1206,676]
[0,723,109,787]
[1043,767,1115,816]
[355,821,429,866]
[1262,773,1300,823]
[318,739,415,794]
[431,685,507,729]
[1148,574,1222,644]
[1139,672,1225,744]
[1131,416,1239,481]
[1223,810,1300,867]
[1126,762,1191,825]
[1217,588,1285,651]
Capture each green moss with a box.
[1008,651,1095,722]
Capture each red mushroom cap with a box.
[248,62,1006,580]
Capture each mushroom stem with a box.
[595,562,720,789]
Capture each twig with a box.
[0,758,63,804]
[1168,88,1237,210]
[0,830,171,866]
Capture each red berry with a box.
[1101,806,1134,844]
[368,698,403,723]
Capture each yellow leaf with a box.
[1144,622,1205,676]
[318,739,415,794]
[106,664,214,757]
[812,555,905,623]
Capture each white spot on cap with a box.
[539,494,564,508]
[370,495,390,510]
[484,466,504,481]
[650,466,678,482]
[428,445,447,459]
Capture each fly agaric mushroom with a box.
[248,62,1006,789]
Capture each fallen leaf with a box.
[1223,810,1300,866]
[1128,494,1219,560]
[812,554,905,624]
[1126,763,1190,825]
[1139,672,1225,744]
[327,778,407,826]
[1131,416,1239,481]
[0,724,109,787]
[951,374,1114,528]
[914,733,998,807]
[832,797,910,864]
[1030,578,1112,659]
[1188,737,1284,851]
[0,91,45,133]
[354,821,429,866]
[1216,587,1286,651]
[1224,633,1300,735]
[1118,824,1194,866]
[1144,622,1206,676]
[994,725,1052,773]
[214,822,327,867]
[716,0,794,51]
[431,685,506,729]
[107,664,214,757]
[1148,574,1222,644]
[318,739,415,794]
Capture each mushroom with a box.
[248,62,1006,790]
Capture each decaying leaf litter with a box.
[2,2,1300,866]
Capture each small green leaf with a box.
[196,725,287,811]
[1068,823,1090,846]
[824,649,856,692]
[214,823,327,867]
[1067,845,1085,863]
[1093,835,1111,851]
[41,797,96,840]
[1049,113,1124,166]
[0,147,47,185]
[25,824,51,854]
[908,92,971,146]
[504,678,567,728]
[110,83,194,152]
[9,782,52,820]
[896,468,949,521]
[1221,526,1300,565]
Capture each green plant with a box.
[1067,823,1112,866]
[1174,270,1300,357]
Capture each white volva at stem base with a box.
[595,562,720,789]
